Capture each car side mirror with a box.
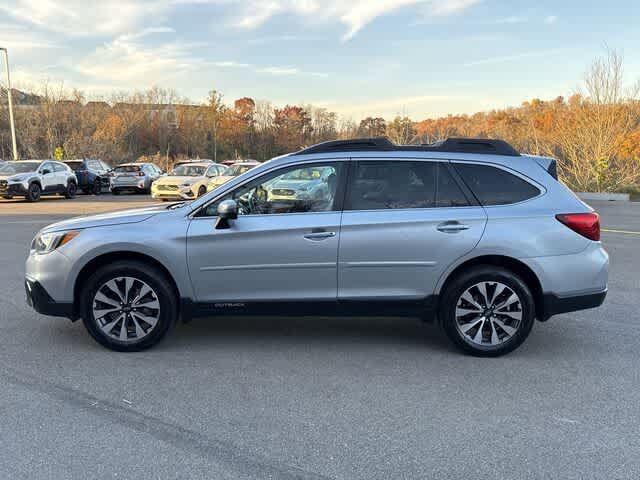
[42,169,51,175]
[215,199,238,230]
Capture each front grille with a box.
[272,189,295,196]
[158,184,179,191]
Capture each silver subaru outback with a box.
[25,138,608,356]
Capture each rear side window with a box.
[347,161,470,210]
[454,163,540,206]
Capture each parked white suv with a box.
[0,160,78,202]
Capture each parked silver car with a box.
[1,160,78,202]
[110,162,164,194]
[25,137,608,356]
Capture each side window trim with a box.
[444,161,480,207]
[192,159,349,218]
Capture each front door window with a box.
[200,163,343,217]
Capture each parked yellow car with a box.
[152,162,227,201]
[206,160,260,193]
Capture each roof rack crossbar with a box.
[293,137,520,157]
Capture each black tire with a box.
[65,181,77,199]
[112,188,121,195]
[80,261,178,352]
[92,181,101,195]
[439,266,535,357]
[26,183,42,202]
[2,195,12,199]
[198,185,207,197]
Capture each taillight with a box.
[556,213,600,241]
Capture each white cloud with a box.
[74,35,202,84]
[212,0,479,41]
[463,48,566,67]
[496,15,527,24]
[544,15,558,25]
[0,0,171,36]
[427,0,481,16]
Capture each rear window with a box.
[65,161,84,171]
[114,165,141,173]
[454,163,540,206]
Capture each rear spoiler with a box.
[531,156,558,180]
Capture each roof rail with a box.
[293,138,396,155]
[293,137,520,157]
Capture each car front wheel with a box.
[439,266,535,357]
[80,261,178,352]
[26,183,41,202]
[65,181,77,199]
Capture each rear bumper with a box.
[25,278,75,319]
[542,289,607,321]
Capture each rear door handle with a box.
[437,222,470,233]
[304,230,336,241]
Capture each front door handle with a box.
[437,221,470,233]
[304,231,336,241]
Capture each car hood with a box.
[0,173,33,181]
[41,204,170,233]
[156,175,203,186]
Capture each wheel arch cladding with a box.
[439,255,544,320]
[73,251,180,319]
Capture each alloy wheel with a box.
[454,281,523,347]
[92,276,161,343]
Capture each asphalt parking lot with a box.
[1,197,639,479]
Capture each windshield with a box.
[0,161,41,174]
[171,165,206,176]
[227,164,256,176]
[65,161,84,171]
[114,165,141,173]
[280,167,326,181]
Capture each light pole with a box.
[0,47,18,160]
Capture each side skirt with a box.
[180,296,439,323]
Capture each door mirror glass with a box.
[217,199,238,219]
[216,199,238,229]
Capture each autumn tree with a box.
[358,117,386,137]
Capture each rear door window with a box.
[453,163,541,206]
[347,161,470,210]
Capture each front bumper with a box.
[151,188,195,200]
[25,278,74,319]
[0,182,28,196]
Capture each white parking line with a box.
[602,228,640,236]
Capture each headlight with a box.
[181,182,194,187]
[31,230,80,254]
[8,175,27,183]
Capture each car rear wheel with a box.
[80,261,178,352]
[26,183,41,202]
[112,189,121,195]
[439,266,535,357]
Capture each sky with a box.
[0,0,639,121]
